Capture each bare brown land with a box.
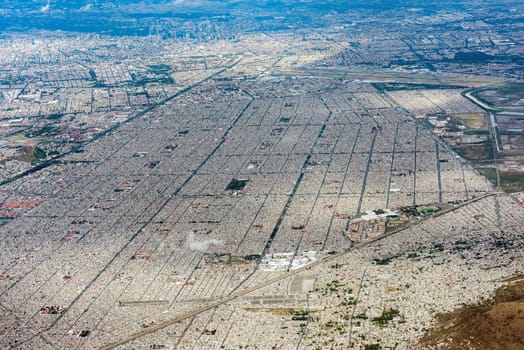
[420,277,524,350]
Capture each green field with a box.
[479,168,524,192]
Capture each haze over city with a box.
[0,1,523,349]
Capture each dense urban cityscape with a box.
[0,1,523,349]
